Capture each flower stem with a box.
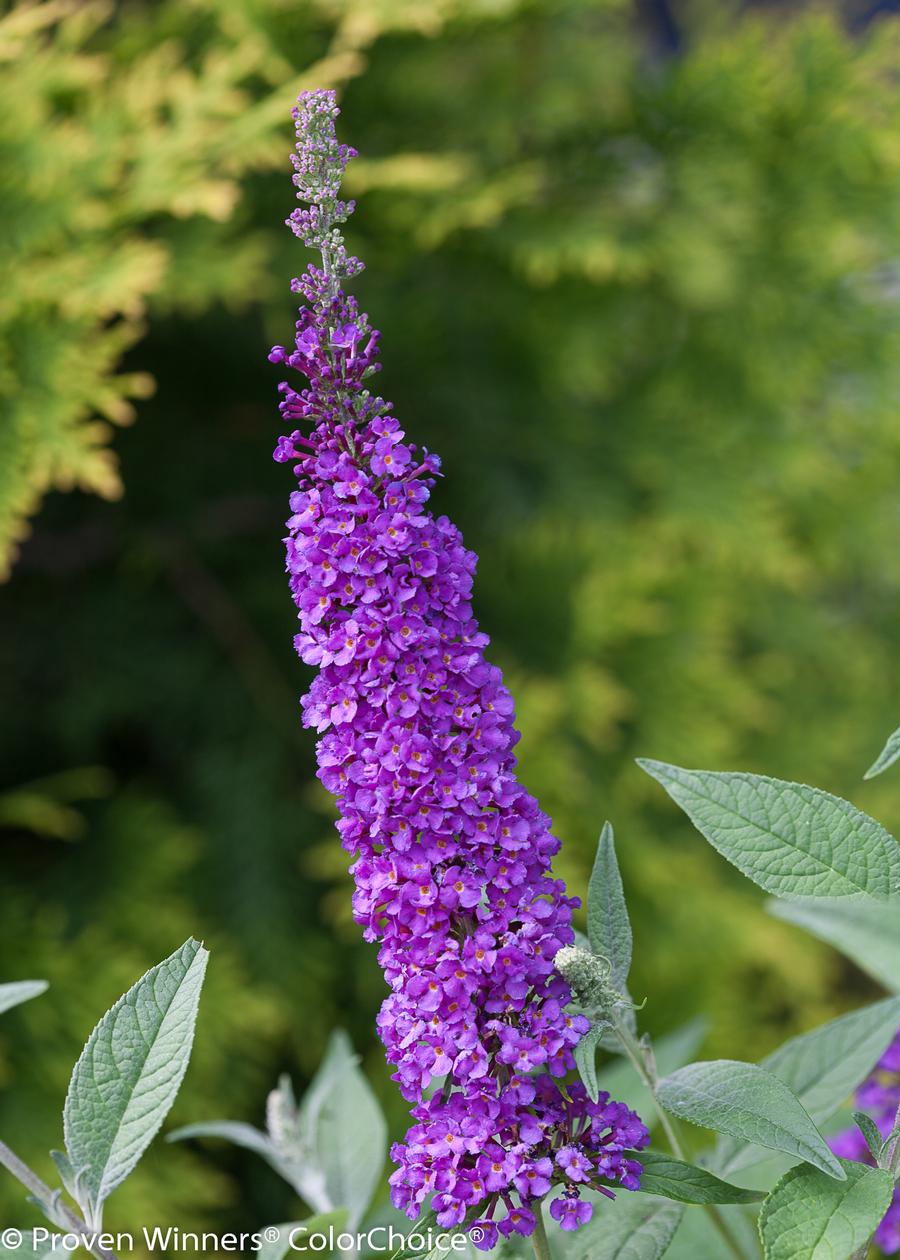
[531,1198,553,1260]
[611,1013,755,1260]
[0,1138,118,1260]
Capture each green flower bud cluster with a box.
[554,946,623,1018]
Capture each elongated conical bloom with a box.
[830,1032,900,1254]
[270,90,648,1242]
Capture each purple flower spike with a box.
[271,88,649,1237]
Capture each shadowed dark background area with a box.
[2,0,900,1245]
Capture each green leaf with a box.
[63,938,209,1227]
[256,1212,347,1260]
[664,1209,761,1260]
[714,995,900,1174]
[851,1112,884,1164]
[565,1193,684,1260]
[0,981,48,1015]
[635,1152,763,1205]
[758,1158,894,1260]
[575,1022,609,1103]
[761,997,900,1124]
[657,1060,845,1179]
[637,761,900,901]
[587,822,633,991]
[768,897,900,992]
[865,727,900,780]
[299,1030,387,1231]
[599,1020,707,1121]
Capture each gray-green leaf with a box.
[587,822,633,991]
[768,896,900,992]
[638,761,900,901]
[167,1114,329,1210]
[758,1158,893,1260]
[574,1022,609,1103]
[635,1152,762,1205]
[657,1060,844,1179]
[63,938,208,1227]
[166,1063,347,1209]
[266,1075,302,1154]
[167,1120,278,1161]
[0,981,48,1015]
[47,1151,94,1215]
[256,1212,347,1260]
[265,1075,331,1211]
[851,1112,884,1164]
[299,1030,387,1231]
[565,1193,684,1260]
[714,995,900,1174]
[256,1224,306,1260]
[865,727,900,780]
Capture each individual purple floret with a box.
[831,1031,900,1254]
[550,1189,595,1231]
[271,89,649,1238]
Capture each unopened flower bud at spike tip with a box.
[269,88,650,1237]
[554,945,620,1013]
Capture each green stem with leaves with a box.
[849,1099,900,1260]
[612,1012,754,1260]
[0,1138,118,1260]
[848,1099,900,1260]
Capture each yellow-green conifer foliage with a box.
[0,0,446,575]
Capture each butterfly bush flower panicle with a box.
[271,88,650,1241]
[831,1031,900,1254]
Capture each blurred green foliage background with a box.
[2,0,900,1244]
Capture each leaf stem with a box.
[611,1012,754,1260]
[0,1138,118,1260]
[531,1198,553,1260]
